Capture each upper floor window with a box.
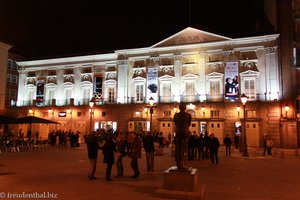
[12,75,18,84]
[94,77,103,94]
[28,71,36,77]
[206,72,224,102]
[64,69,73,75]
[82,67,92,73]
[48,70,57,76]
[108,87,115,103]
[7,74,12,83]
[11,90,17,99]
[136,84,144,102]
[244,79,255,99]
[160,81,172,102]
[240,70,259,101]
[7,59,13,69]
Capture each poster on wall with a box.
[147,67,158,102]
[36,79,45,106]
[225,62,239,100]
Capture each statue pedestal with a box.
[156,166,205,200]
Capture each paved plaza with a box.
[1,146,300,200]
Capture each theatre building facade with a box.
[12,27,298,149]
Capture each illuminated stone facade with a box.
[14,27,295,149]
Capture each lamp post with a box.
[67,108,72,132]
[149,97,155,133]
[241,93,249,157]
[89,98,96,134]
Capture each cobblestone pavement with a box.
[1,146,300,200]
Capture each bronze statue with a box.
[173,102,191,169]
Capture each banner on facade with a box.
[147,67,158,102]
[36,79,45,106]
[225,62,239,100]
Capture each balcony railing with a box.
[15,93,274,107]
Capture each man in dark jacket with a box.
[224,134,232,156]
[103,133,116,181]
[209,133,220,164]
[143,132,155,172]
[87,131,100,180]
[128,133,142,178]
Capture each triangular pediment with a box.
[152,27,231,48]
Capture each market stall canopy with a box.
[15,116,60,124]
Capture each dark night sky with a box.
[0,0,268,60]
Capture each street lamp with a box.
[67,108,72,132]
[241,93,249,157]
[284,104,289,118]
[28,108,34,116]
[89,98,96,134]
[148,96,156,133]
[173,106,178,114]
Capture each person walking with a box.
[115,134,127,177]
[263,134,268,156]
[143,132,155,172]
[266,135,273,157]
[196,133,205,160]
[102,133,116,181]
[224,134,232,156]
[128,133,142,178]
[87,131,100,180]
[209,133,220,164]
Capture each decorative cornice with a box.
[222,50,234,56]
[265,47,277,54]
[118,60,128,65]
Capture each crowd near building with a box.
[1,1,300,151]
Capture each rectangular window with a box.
[13,61,18,70]
[163,123,165,127]
[211,110,219,117]
[108,87,115,103]
[94,77,103,94]
[28,71,36,77]
[48,70,57,76]
[162,82,171,97]
[244,79,255,100]
[185,81,195,96]
[64,69,73,74]
[136,84,144,102]
[6,89,10,98]
[12,75,18,84]
[7,59,13,69]
[7,74,12,83]
[82,67,92,73]
[163,111,171,117]
[11,90,17,99]
[210,80,220,96]
[168,123,170,127]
